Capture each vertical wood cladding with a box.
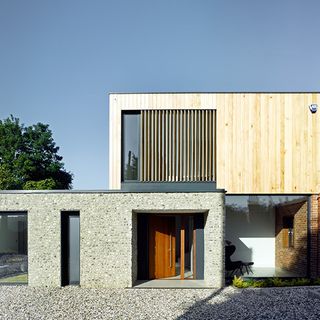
[109,92,320,192]
[140,110,216,182]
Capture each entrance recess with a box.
[142,213,203,280]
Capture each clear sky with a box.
[0,0,319,189]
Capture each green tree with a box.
[0,116,73,190]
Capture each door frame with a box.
[148,213,197,280]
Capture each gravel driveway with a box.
[1,285,320,319]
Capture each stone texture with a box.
[1,285,320,320]
[0,191,225,288]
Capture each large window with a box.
[122,110,216,182]
[0,212,28,284]
[225,195,308,278]
[122,112,140,181]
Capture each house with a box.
[0,92,319,288]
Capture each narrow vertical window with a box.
[122,112,140,181]
[283,216,294,248]
[61,211,80,286]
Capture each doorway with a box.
[137,213,204,281]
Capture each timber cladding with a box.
[109,93,320,193]
[140,110,216,182]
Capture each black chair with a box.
[225,242,254,276]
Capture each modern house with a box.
[0,92,320,288]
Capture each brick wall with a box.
[310,195,320,278]
[275,201,308,276]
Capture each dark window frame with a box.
[61,211,80,286]
[121,111,141,182]
[0,211,28,285]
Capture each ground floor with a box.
[0,191,320,288]
[1,285,320,319]
[0,191,224,287]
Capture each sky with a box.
[0,0,319,189]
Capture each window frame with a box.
[121,110,141,182]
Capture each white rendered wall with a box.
[226,196,276,268]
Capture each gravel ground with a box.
[1,285,320,319]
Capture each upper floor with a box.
[109,93,320,194]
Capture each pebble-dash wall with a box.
[0,192,225,288]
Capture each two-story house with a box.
[0,92,319,288]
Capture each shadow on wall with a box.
[225,200,276,266]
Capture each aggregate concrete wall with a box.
[0,192,225,288]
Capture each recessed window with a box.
[0,212,28,284]
[283,216,294,248]
[122,112,140,181]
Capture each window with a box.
[61,211,80,286]
[122,112,140,181]
[283,216,294,248]
[0,212,28,284]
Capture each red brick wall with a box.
[310,195,320,278]
[275,201,308,276]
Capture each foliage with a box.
[0,115,72,190]
[0,273,28,283]
[232,276,313,288]
[124,151,138,180]
[23,178,57,190]
[232,276,251,288]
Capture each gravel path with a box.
[1,285,320,319]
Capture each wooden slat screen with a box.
[140,110,216,181]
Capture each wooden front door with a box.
[149,215,176,279]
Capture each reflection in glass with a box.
[122,112,140,181]
[0,213,27,284]
[175,216,181,278]
[69,215,80,284]
[184,216,194,279]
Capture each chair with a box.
[225,242,254,277]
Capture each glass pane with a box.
[226,195,308,278]
[69,215,80,284]
[175,216,181,278]
[122,112,140,181]
[0,213,28,284]
[184,216,194,279]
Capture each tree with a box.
[0,116,73,190]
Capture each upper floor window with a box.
[121,110,216,182]
[122,112,140,181]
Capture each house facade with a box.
[1,93,320,287]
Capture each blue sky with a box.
[0,0,319,189]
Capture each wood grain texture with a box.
[140,110,215,182]
[216,93,320,193]
[109,92,320,193]
[148,215,176,279]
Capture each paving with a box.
[1,285,320,319]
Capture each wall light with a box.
[309,104,318,113]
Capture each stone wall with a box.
[275,201,308,276]
[0,191,225,288]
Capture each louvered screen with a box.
[140,110,215,182]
